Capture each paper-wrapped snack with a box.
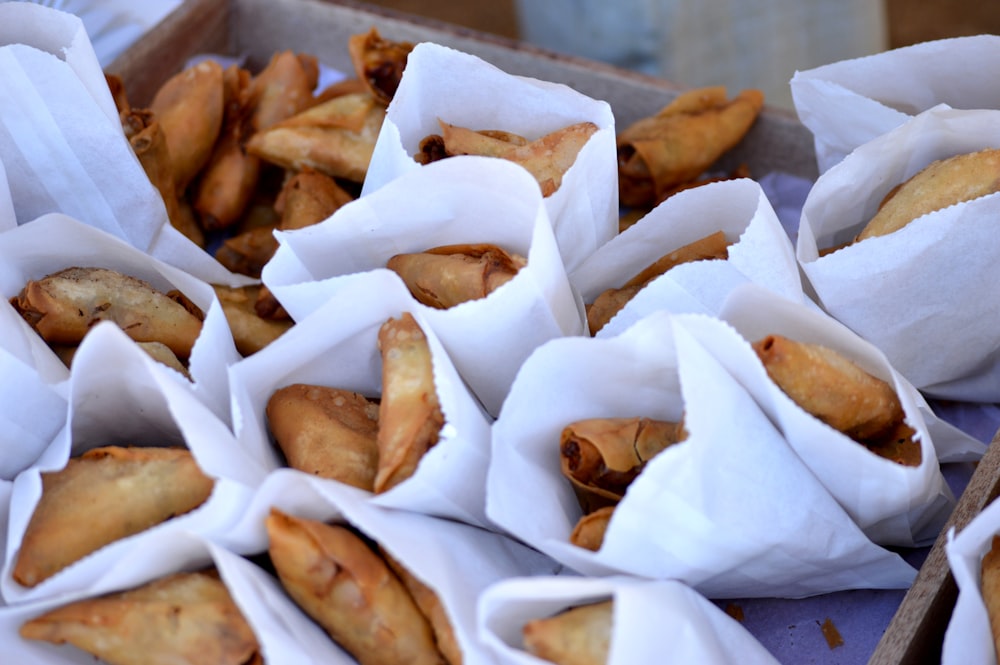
[359,41,618,272]
[569,178,804,338]
[487,309,916,598]
[797,106,1000,403]
[0,3,242,285]
[216,467,564,664]
[479,575,780,665]
[228,278,494,527]
[791,35,1000,172]
[263,156,584,416]
[702,284,985,546]
[942,496,1000,665]
[0,214,242,424]
[0,321,259,605]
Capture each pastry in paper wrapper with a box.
[523,600,611,665]
[486,309,917,597]
[19,569,261,665]
[348,27,414,105]
[796,106,1000,402]
[266,508,445,665]
[13,445,214,587]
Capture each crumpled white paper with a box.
[791,34,1000,172]
[360,40,619,272]
[228,278,495,528]
[942,495,1000,665]
[797,105,1000,403]
[263,156,585,416]
[487,309,917,599]
[478,574,780,665]
[569,177,806,338]
[0,2,245,285]
[704,283,984,546]
[0,324,258,605]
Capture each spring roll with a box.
[149,59,225,191]
[560,417,685,512]
[275,167,354,231]
[617,86,763,208]
[266,383,380,491]
[266,509,445,665]
[11,267,204,360]
[212,284,293,355]
[523,600,613,665]
[13,446,214,587]
[20,569,260,665]
[752,334,921,464]
[586,230,731,334]
[569,505,615,552]
[386,243,527,310]
[348,27,414,105]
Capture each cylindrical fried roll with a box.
[10,267,204,359]
[386,243,527,310]
[560,417,685,512]
[374,313,445,493]
[265,509,445,665]
[266,383,379,491]
[523,600,613,665]
[248,50,319,132]
[13,446,214,587]
[20,570,260,665]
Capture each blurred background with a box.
[362,0,1000,109]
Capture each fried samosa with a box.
[523,600,613,665]
[415,120,598,196]
[348,27,414,105]
[387,243,527,309]
[20,569,261,665]
[13,446,215,587]
[213,284,293,355]
[266,509,445,665]
[266,383,380,491]
[752,334,921,465]
[11,267,205,360]
[247,50,320,132]
[617,86,763,208]
[855,148,1000,242]
[274,167,354,231]
[374,313,445,493]
[586,230,731,334]
[560,417,685,512]
[569,505,615,552]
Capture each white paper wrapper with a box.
[703,283,984,546]
[217,467,565,664]
[0,3,243,285]
[0,157,15,233]
[360,40,619,272]
[0,348,66,481]
[228,279,494,527]
[264,156,585,416]
[569,177,805,338]
[0,214,243,425]
[797,106,1000,403]
[479,574,780,665]
[487,309,916,598]
[0,325,258,605]
[791,35,1000,172]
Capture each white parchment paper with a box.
[361,40,619,272]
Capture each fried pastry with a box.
[20,569,260,665]
[523,600,613,665]
[266,383,380,491]
[347,27,414,105]
[569,505,615,552]
[11,267,204,360]
[266,509,445,665]
[13,446,214,587]
[374,313,445,493]
[213,284,293,355]
[386,243,527,309]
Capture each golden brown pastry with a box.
[374,313,445,493]
[266,509,445,665]
[569,505,615,552]
[855,148,1000,242]
[11,267,204,360]
[347,27,415,105]
[266,383,380,491]
[213,284,293,356]
[20,569,261,665]
[586,230,731,334]
[617,86,763,208]
[752,334,921,465]
[386,243,527,309]
[523,600,613,665]
[13,446,214,587]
